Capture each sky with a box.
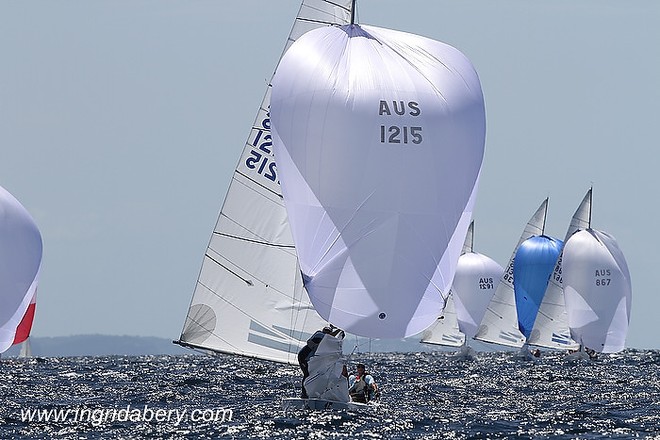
[1,1,658,349]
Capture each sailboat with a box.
[175,0,354,365]
[511,233,563,358]
[0,184,43,356]
[474,199,549,349]
[421,221,503,359]
[177,0,486,409]
[562,191,631,356]
[526,189,592,350]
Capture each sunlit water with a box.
[1,350,658,439]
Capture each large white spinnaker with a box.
[474,199,548,348]
[528,189,592,349]
[271,24,486,338]
[563,229,631,353]
[0,185,43,353]
[176,1,353,365]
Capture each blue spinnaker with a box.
[513,235,563,339]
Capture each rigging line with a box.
[212,231,296,249]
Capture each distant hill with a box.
[2,335,190,358]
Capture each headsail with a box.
[474,199,548,348]
[528,189,591,349]
[563,228,632,353]
[271,23,486,338]
[175,0,354,365]
[0,185,43,354]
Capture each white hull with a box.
[282,398,374,411]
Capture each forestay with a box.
[563,229,632,353]
[0,185,43,353]
[176,0,353,364]
[271,24,485,338]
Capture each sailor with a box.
[348,363,379,403]
[297,325,343,398]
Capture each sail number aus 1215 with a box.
[245,113,277,183]
[378,100,423,145]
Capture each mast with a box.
[350,0,357,25]
[588,186,593,229]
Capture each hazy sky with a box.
[1,1,658,349]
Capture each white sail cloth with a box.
[304,332,350,402]
[562,229,632,353]
[271,24,485,338]
[452,253,503,340]
[0,185,43,353]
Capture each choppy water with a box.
[1,350,659,439]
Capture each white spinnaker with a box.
[563,229,632,353]
[304,333,350,402]
[177,0,353,365]
[453,253,503,340]
[271,24,485,338]
[474,199,548,348]
[0,185,43,353]
[528,189,592,349]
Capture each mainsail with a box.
[175,1,354,365]
[527,189,592,349]
[271,22,486,338]
[474,199,548,348]
[0,184,43,354]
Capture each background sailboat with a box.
[512,234,563,355]
[526,189,592,350]
[175,0,354,365]
[0,184,43,355]
[562,191,632,354]
[474,199,548,348]
[421,221,503,356]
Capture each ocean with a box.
[1,350,659,439]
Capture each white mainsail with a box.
[563,228,632,353]
[420,295,465,348]
[271,22,486,339]
[176,1,354,365]
[527,189,592,349]
[0,185,43,354]
[474,199,548,348]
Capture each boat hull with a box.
[282,398,374,411]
